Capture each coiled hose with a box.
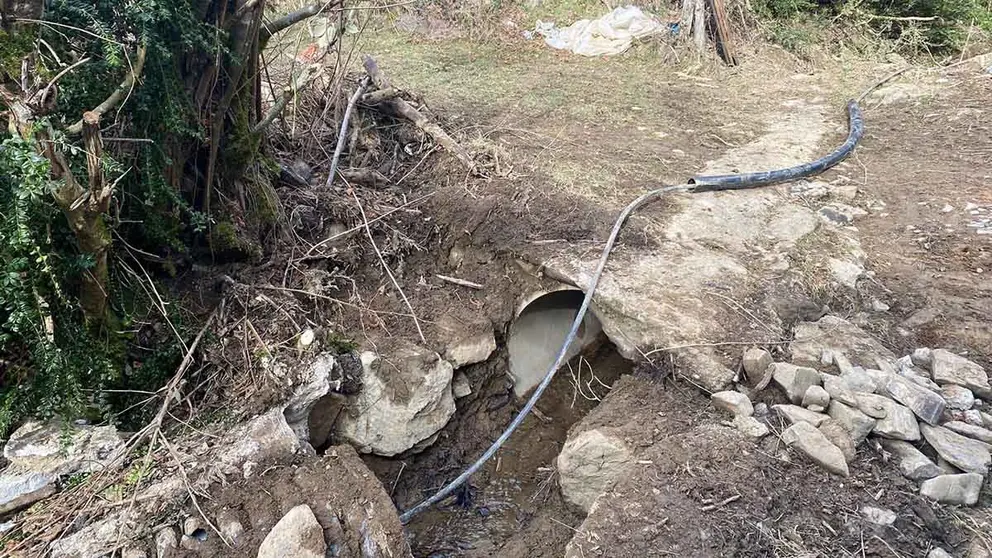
[399,99,865,524]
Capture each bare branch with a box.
[250,64,323,134]
[66,44,147,135]
[259,2,335,46]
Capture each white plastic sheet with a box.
[535,6,664,56]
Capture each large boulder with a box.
[557,428,634,514]
[336,344,455,456]
[0,472,56,515]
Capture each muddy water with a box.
[376,343,631,557]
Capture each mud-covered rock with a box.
[336,344,455,456]
[921,424,991,475]
[919,473,983,505]
[557,428,634,514]
[782,421,849,476]
[257,505,326,558]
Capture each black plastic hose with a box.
[399,99,865,524]
[688,100,864,191]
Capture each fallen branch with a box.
[339,168,390,187]
[350,189,427,343]
[700,494,740,512]
[67,44,147,135]
[363,55,476,173]
[251,64,323,134]
[260,2,335,46]
[325,76,370,188]
[436,274,483,290]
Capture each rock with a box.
[791,316,895,368]
[773,363,822,404]
[451,371,472,399]
[921,424,992,475]
[213,408,300,480]
[860,506,896,526]
[821,349,834,366]
[832,184,859,203]
[3,420,125,475]
[828,258,864,289]
[819,419,856,462]
[802,385,831,410]
[336,344,455,456]
[828,402,877,445]
[49,512,138,558]
[742,348,773,376]
[903,369,941,391]
[943,421,992,444]
[443,325,496,368]
[283,353,339,442]
[180,535,199,550]
[870,299,890,312]
[967,540,992,558]
[711,391,754,417]
[822,374,858,406]
[280,159,313,186]
[834,352,855,375]
[919,473,983,505]
[928,549,953,558]
[842,366,878,394]
[818,203,867,225]
[937,457,963,475]
[885,374,946,425]
[182,517,202,537]
[557,428,634,514]
[123,549,147,558]
[880,440,942,481]
[982,411,992,429]
[773,404,830,427]
[0,471,56,514]
[965,409,986,426]
[912,348,933,369]
[732,415,769,438]
[871,397,921,441]
[217,509,244,544]
[931,349,991,395]
[781,422,849,476]
[258,505,326,558]
[155,527,179,558]
[854,393,890,419]
[753,402,769,417]
[896,355,914,372]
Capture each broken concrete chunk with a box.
[711,391,754,417]
[819,419,856,462]
[557,428,634,514]
[919,473,983,506]
[942,385,976,410]
[885,374,946,425]
[822,374,858,406]
[943,421,992,445]
[773,363,822,404]
[931,349,991,395]
[782,422,849,477]
[258,505,326,558]
[920,424,992,475]
[742,348,773,377]
[772,404,829,427]
[827,401,876,445]
[880,439,942,481]
[732,415,769,438]
[0,471,56,515]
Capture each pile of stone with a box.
[711,316,991,507]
